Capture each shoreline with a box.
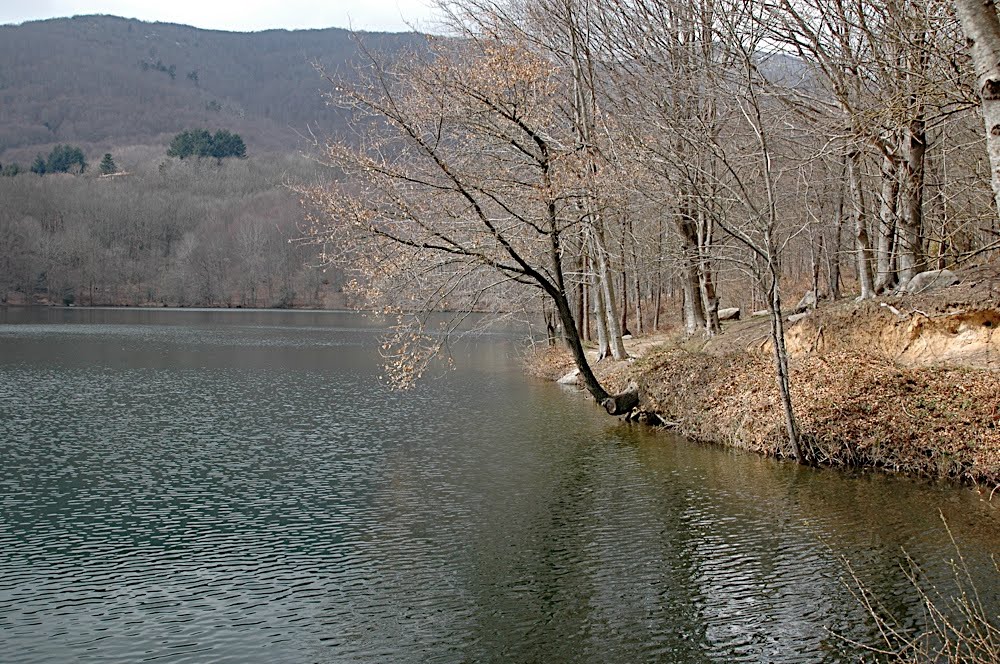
[532,335,1000,488]
[530,263,1000,488]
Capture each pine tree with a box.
[167,129,213,159]
[44,145,86,173]
[211,130,247,160]
[167,129,246,160]
[30,155,47,175]
[99,153,117,175]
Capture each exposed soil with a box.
[527,261,1000,487]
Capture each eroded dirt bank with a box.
[530,262,1000,486]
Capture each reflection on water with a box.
[1,307,997,663]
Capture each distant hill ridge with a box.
[0,15,422,160]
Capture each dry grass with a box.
[791,352,1000,481]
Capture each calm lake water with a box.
[1,307,998,663]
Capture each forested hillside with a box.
[0,15,422,159]
[0,150,340,308]
[0,16,425,308]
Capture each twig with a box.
[809,324,825,353]
[880,302,907,318]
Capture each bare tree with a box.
[712,3,805,460]
[591,0,730,335]
[954,0,1000,220]
[438,0,632,357]
[298,37,620,401]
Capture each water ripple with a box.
[1,311,999,663]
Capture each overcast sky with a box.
[0,0,441,33]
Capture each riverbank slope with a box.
[531,262,1000,486]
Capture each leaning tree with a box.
[298,37,633,403]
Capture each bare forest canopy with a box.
[0,15,425,160]
[0,149,343,308]
[3,5,1000,335]
[291,0,1000,435]
[0,15,427,309]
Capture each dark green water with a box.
[1,307,997,663]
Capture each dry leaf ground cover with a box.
[526,261,1000,486]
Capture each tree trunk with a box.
[848,148,876,300]
[897,114,926,289]
[767,256,802,462]
[628,219,644,336]
[551,287,609,403]
[955,0,1000,222]
[592,225,628,359]
[592,267,610,360]
[603,383,639,416]
[874,152,899,293]
[653,279,662,331]
[654,215,664,331]
[576,250,587,341]
[633,271,644,335]
[812,235,823,306]
[828,153,846,300]
[620,270,632,336]
[697,210,720,335]
[678,207,707,334]
[699,266,720,335]
[543,302,557,346]
[681,263,706,334]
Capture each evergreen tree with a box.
[167,129,214,159]
[45,145,86,173]
[31,155,47,175]
[99,153,118,175]
[211,130,247,160]
[167,129,247,160]
[166,131,193,158]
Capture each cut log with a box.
[794,290,818,313]
[718,307,741,321]
[603,383,639,416]
[904,269,959,295]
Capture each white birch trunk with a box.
[874,152,899,293]
[955,0,1000,221]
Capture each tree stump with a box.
[603,383,639,416]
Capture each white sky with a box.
[0,0,441,33]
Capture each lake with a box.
[1,307,998,662]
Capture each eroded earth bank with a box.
[532,262,1000,486]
